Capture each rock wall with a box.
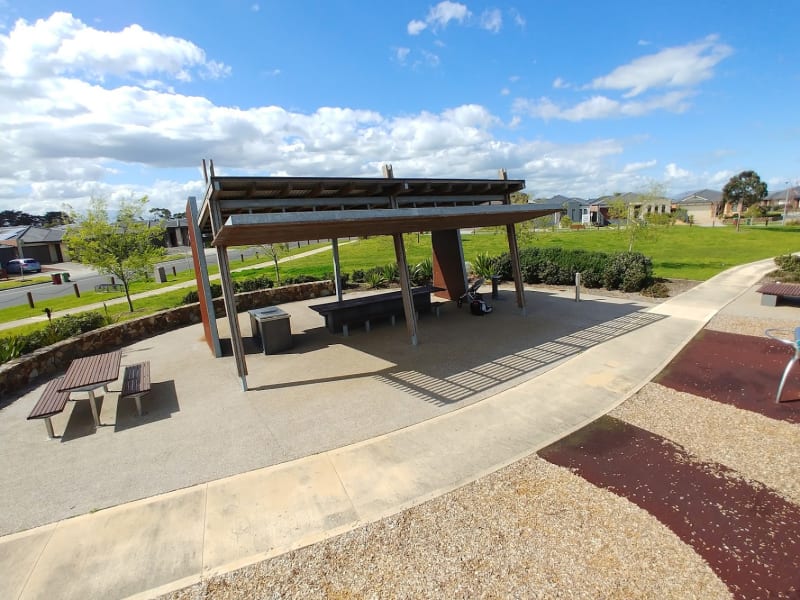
[0,281,334,399]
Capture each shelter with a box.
[191,162,560,390]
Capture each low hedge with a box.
[1,311,107,364]
[495,247,653,292]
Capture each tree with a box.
[65,197,166,312]
[510,192,530,204]
[261,242,289,285]
[148,207,172,220]
[722,170,767,215]
[607,196,628,230]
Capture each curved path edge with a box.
[0,259,775,600]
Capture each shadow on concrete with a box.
[114,381,180,432]
[60,396,105,441]
[246,290,666,406]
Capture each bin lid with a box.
[249,306,288,321]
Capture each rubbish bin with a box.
[249,307,293,354]
[62,272,70,282]
[51,273,62,285]
[490,275,501,299]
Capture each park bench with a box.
[27,376,70,439]
[757,282,800,306]
[310,286,440,336]
[95,283,125,292]
[119,361,151,416]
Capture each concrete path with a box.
[0,259,777,600]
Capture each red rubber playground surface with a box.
[539,330,800,599]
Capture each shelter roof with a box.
[198,175,558,246]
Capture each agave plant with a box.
[411,258,433,285]
[382,262,400,283]
[473,252,497,279]
[365,270,387,289]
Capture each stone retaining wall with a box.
[0,281,334,398]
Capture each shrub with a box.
[603,252,653,292]
[235,275,274,292]
[283,275,319,285]
[473,252,498,279]
[495,247,652,292]
[351,269,367,283]
[365,270,387,289]
[1,311,108,364]
[411,258,433,285]
[382,263,400,283]
[642,281,670,298]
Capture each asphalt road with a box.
[0,241,331,311]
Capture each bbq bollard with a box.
[575,272,581,302]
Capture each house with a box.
[595,192,672,224]
[0,225,69,267]
[674,189,723,226]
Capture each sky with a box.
[0,0,798,215]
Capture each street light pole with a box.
[784,182,791,226]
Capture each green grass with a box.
[1,227,797,339]
[0,275,51,290]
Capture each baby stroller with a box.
[457,278,493,315]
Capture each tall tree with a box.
[722,170,767,214]
[65,197,166,312]
[148,207,172,220]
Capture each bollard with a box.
[241,254,244,262]
[575,272,581,302]
[172,266,177,277]
[73,283,80,298]
[111,276,115,285]
[27,291,34,308]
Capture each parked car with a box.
[5,258,42,274]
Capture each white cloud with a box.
[623,159,657,172]
[251,3,260,12]
[1,13,230,82]
[664,163,691,179]
[637,39,650,46]
[552,77,569,89]
[589,35,732,98]
[510,8,526,27]
[408,1,471,35]
[421,50,440,67]
[513,91,692,121]
[407,20,427,35]
[427,1,471,29]
[394,47,411,63]
[500,87,510,96]
[509,75,521,83]
[480,9,502,33]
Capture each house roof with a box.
[0,225,64,245]
[677,189,723,203]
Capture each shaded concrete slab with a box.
[19,487,205,600]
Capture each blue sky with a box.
[0,0,798,214]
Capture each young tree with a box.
[65,197,166,312]
[606,196,628,230]
[261,242,289,285]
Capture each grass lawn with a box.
[1,226,796,339]
[0,275,51,290]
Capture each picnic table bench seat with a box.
[28,376,70,439]
[310,286,440,336]
[94,283,124,293]
[757,283,800,306]
[120,361,151,416]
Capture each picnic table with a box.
[57,350,122,426]
[310,286,441,335]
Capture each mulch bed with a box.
[655,329,800,423]
[539,416,800,599]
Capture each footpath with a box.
[0,243,347,332]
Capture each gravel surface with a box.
[160,291,797,600]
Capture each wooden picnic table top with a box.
[757,282,800,297]
[58,350,122,393]
[309,285,441,314]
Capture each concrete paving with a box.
[0,258,783,600]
